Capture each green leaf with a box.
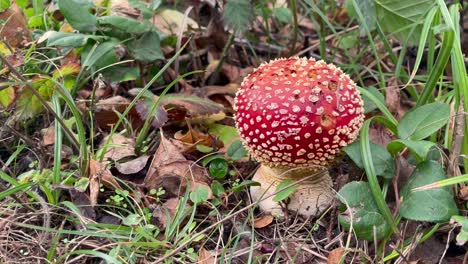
[202,154,225,167]
[387,139,435,162]
[232,180,260,193]
[195,145,213,153]
[189,185,210,204]
[98,16,155,33]
[272,7,292,23]
[451,216,468,246]
[273,180,298,202]
[58,0,98,32]
[337,181,391,240]
[46,32,106,47]
[0,87,15,109]
[207,124,239,145]
[81,41,119,73]
[0,0,11,12]
[102,66,140,83]
[398,102,450,140]
[399,161,458,222]
[127,31,164,62]
[74,177,90,192]
[345,0,376,31]
[343,140,395,178]
[226,140,247,161]
[15,82,48,120]
[361,86,385,114]
[122,214,143,226]
[210,181,225,197]
[374,0,435,44]
[223,0,254,35]
[209,159,228,179]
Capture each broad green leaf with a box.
[227,140,247,161]
[387,139,435,162]
[361,86,384,114]
[127,31,164,62]
[398,102,450,140]
[15,81,49,120]
[46,32,106,47]
[195,144,213,153]
[209,159,228,179]
[343,140,395,178]
[345,0,376,31]
[399,161,458,222]
[232,180,260,193]
[374,0,435,44]
[102,66,140,83]
[223,0,254,35]
[81,41,119,73]
[451,216,468,246]
[74,177,90,192]
[98,16,155,33]
[273,180,298,202]
[58,0,98,32]
[272,7,292,23]
[208,124,239,145]
[0,0,11,12]
[0,87,15,109]
[202,154,225,167]
[210,181,225,197]
[122,214,143,226]
[189,185,210,204]
[338,181,391,240]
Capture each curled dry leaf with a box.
[88,158,122,206]
[99,134,135,161]
[174,123,223,153]
[385,77,404,119]
[42,125,55,146]
[0,3,31,48]
[95,96,132,130]
[109,0,142,19]
[252,214,274,229]
[197,248,216,264]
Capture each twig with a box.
[289,0,298,55]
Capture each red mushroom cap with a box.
[234,57,365,169]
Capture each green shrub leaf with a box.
[337,181,391,240]
[223,0,254,35]
[127,31,164,62]
[387,139,435,162]
[397,102,450,140]
[58,0,98,32]
[343,140,395,178]
[273,180,297,202]
[46,32,106,47]
[227,140,247,161]
[399,161,458,222]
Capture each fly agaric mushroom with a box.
[234,57,365,217]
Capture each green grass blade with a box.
[412,173,468,191]
[358,87,398,130]
[0,183,34,200]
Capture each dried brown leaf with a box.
[95,96,131,130]
[151,9,199,35]
[152,198,189,230]
[42,125,55,146]
[197,248,216,264]
[459,186,468,201]
[252,214,274,229]
[115,155,150,175]
[386,77,405,119]
[99,134,135,161]
[89,158,122,205]
[327,247,345,264]
[0,3,31,47]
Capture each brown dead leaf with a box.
[327,247,345,264]
[0,3,31,48]
[89,158,122,206]
[197,248,216,264]
[110,0,142,19]
[115,155,150,175]
[252,214,274,229]
[151,9,199,35]
[204,61,241,83]
[95,96,131,130]
[386,77,404,119]
[6,52,24,68]
[369,123,393,146]
[174,122,223,153]
[459,186,468,201]
[99,134,135,161]
[152,198,190,230]
[42,125,55,146]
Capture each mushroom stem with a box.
[250,165,333,217]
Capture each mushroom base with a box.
[250,165,333,217]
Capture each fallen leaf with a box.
[42,124,55,146]
[459,186,468,201]
[327,247,345,264]
[88,158,122,206]
[0,3,31,48]
[146,135,186,178]
[6,52,24,68]
[152,9,199,35]
[197,248,216,264]
[252,214,274,229]
[204,61,241,83]
[115,155,150,175]
[152,198,190,230]
[95,96,131,130]
[386,77,404,119]
[110,0,142,19]
[99,134,135,161]
[174,122,223,153]
[69,189,96,221]
[0,86,16,109]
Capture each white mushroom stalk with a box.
[234,57,365,217]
